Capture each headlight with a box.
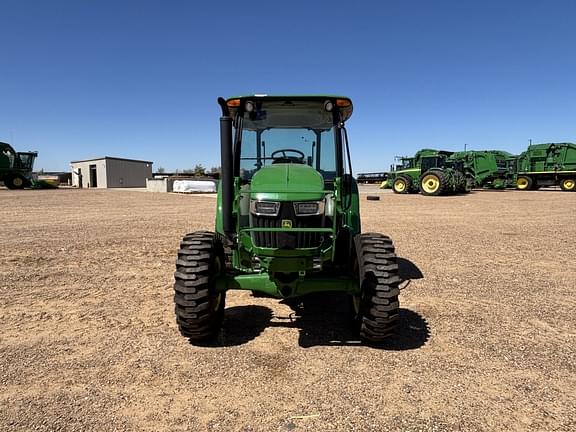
[250,200,280,216]
[293,201,325,216]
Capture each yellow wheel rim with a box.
[13,177,23,187]
[393,179,406,193]
[517,177,529,190]
[352,295,361,314]
[563,179,575,190]
[421,175,440,193]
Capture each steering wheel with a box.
[270,149,306,164]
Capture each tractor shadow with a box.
[206,305,274,347]
[289,256,427,349]
[277,294,429,350]
[203,257,427,349]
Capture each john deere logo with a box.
[281,219,292,229]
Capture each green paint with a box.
[450,150,515,188]
[514,143,576,189]
[215,272,358,298]
[250,163,325,201]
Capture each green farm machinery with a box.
[515,143,576,191]
[450,150,515,189]
[0,142,38,189]
[173,95,401,344]
[387,149,469,196]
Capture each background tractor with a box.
[514,143,576,191]
[387,149,469,196]
[173,95,401,345]
[0,142,37,189]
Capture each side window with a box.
[239,130,257,180]
[319,129,336,179]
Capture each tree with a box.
[157,167,165,173]
[193,164,206,176]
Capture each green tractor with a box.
[388,149,469,196]
[0,142,38,189]
[174,95,401,344]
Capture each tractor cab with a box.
[0,142,38,189]
[0,143,37,170]
[395,156,415,171]
[226,96,352,184]
[14,151,37,170]
[420,155,448,172]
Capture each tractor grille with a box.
[251,202,324,249]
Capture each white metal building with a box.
[70,157,153,188]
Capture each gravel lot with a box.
[1,186,574,431]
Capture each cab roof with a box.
[225,94,353,123]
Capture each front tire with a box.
[352,233,400,343]
[174,231,226,343]
[392,176,412,194]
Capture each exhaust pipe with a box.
[218,97,234,237]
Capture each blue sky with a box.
[1,0,575,172]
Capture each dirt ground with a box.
[0,186,574,431]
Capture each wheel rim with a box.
[517,177,529,189]
[563,179,575,190]
[352,295,361,314]
[352,259,361,315]
[421,175,440,193]
[393,179,406,192]
[13,177,23,187]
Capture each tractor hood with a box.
[250,164,325,201]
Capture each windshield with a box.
[398,158,413,169]
[421,156,446,172]
[17,153,34,169]
[237,100,337,181]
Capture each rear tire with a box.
[420,170,448,196]
[560,178,576,191]
[352,233,400,343]
[174,231,226,343]
[453,171,470,193]
[392,176,412,194]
